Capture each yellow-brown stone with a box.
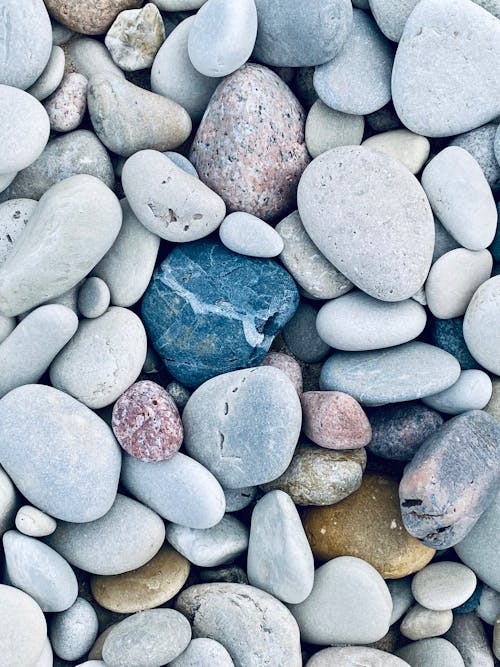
[301,473,435,578]
[90,546,190,613]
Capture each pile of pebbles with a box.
[1,0,500,665]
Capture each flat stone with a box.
[28,45,65,101]
[306,647,411,667]
[219,212,284,258]
[122,149,226,242]
[46,493,165,575]
[314,9,393,115]
[183,367,301,488]
[121,451,226,529]
[0,584,47,667]
[392,0,500,137]
[320,342,461,405]
[50,597,98,662]
[15,505,56,537]
[176,583,302,667]
[451,123,500,192]
[283,302,331,363]
[261,443,366,505]
[253,0,352,67]
[190,63,310,221]
[428,315,480,370]
[401,604,453,640]
[261,351,303,394]
[45,0,142,35]
[276,211,353,300]
[66,36,125,79]
[388,578,415,624]
[3,530,78,612]
[105,3,165,71]
[362,129,430,174]
[289,556,392,645]
[445,612,496,667]
[0,0,52,89]
[0,384,121,522]
[141,240,299,387]
[302,474,435,578]
[422,369,493,414]
[90,546,190,613]
[305,100,364,159]
[298,146,434,301]
[400,411,500,548]
[464,276,500,374]
[412,562,478,611]
[44,72,88,133]
[396,638,465,667]
[170,638,235,667]
[102,609,191,667]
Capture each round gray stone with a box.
[306,647,411,666]
[368,0,419,41]
[388,577,415,625]
[283,302,331,363]
[412,561,478,611]
[463,276,500,374]
[77,277,110,319]
[0,465,17,538]
[305,99,365,159]
[27,45,65,101]
[15,505,56,538]
[478,585,500,625]
[450,123,500,192]
[400,604,453,641]
[422,369,492,414]
[219,212,283,258]
[170,638,234,667]
[50,598,99,662]
[396,638,465,667]
[0,584,47,667]
[223,486,257,512]
[362,128,430,174]
[0,198,37,266]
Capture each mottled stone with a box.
[44,0,142,35]
[303,474,435,578]
[28,45,65,101]
[0,584,47,667]
[445,612,496,667]
[223,486,257,512]
[170,638,235,667]
[166,381,191,411]
[44,72,87,133]
[305,99,364,159]
[422,369,493,415]
[396,638,465,667]
[400,410,500,548]
[464,276,500,374]
[50,598,98,662]
[15,505,56,538]
[428,316,479,370]
[306,647,411,667]
[190,63,310,221]
[199,565,249,585]
[401,604,453,641]
[105,3,165,71]
[283,302,331,363]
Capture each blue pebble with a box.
[141,240,299,387]
[428,316,480,370]
[454,581,483,614]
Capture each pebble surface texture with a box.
[0,584,47,667]
[44,0,143,35]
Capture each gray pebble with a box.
[0,172,16,195]
[366,102,403,132]
[463,276,500,374]
[0,198,37,266]
[153,0,207,9]
[170,638,235,667]
[28,45,65,101]
[0,315,15,345]
[44,72,88,133]
[224,486,257,512]
[0,465,17,538]
[396,638,465,667]
[388,577,415,625]
[283,302,331,363]
[432,217,461,263]
[412,561,477,611]
[219,212,284,258]
[199,565,249,585]
[422,369,492,414]
[445,612,495,667]
[15,505,56,537]
[400,604,453,641]
[52,19,75,46]
[78,277,110,319]
[67,36,125,80]
[306,647,411,667]
[478,585,500,625]
[33,637,53,667]
[0,584,47,667]
[165,152,199,178]
[362,129,430,174]
[50,598,99,662]
[166,381,192,411]
[450,123,500,192]
[305,100,364,159]
[368,0,418,41]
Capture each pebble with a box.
[122,149,226,242]
[93,198,159,307]
[78,277,110,318]
[422,147,497,250]
[478,585,500,624]
[46,493,165,575]
[141,240,298,387]
[388,577,415,624]
[400,410,500,548]
[396,638,465,667]
[253,0,352,67]
[223,486,256,512]
[90,545,190,613]
[464,276,500,374]
[33,637,53,667]
[199,565,248,585]
[170,638,235,667]
[0,129,115,202]
[0,466,17,537]
[166,380,191,411]
[368,403,443,461]
[0,0,52,90]
[45,0,142,35]
[289,556,392,645]
[302,474,435,578]
[112,380,183,462]
[451,123,500,192]
[219,212,284,258]
[0,384,121,522]
[362,129,430,174]
[66,36,125,79]
[393,0,500,137]
[317,291,427,351]
[28,45,65,101]
[0,304,78,398]
[432,216,461,262]
[313,9,393,115]
[261,443,366,505]
[188,0,257,77]
[3,530,78,612]
[50,597,99,661]
[15,505,56,538]
[151,16,220,122]
[247,490,314,603]
[305,100,365,159]
[166,514,249,567]
[0,584,47,667]
[422,369,493,414]
[121,451,226,529]
[165,151,199,178]
[102,609,192,667]
[176,583,302,666]
[0,85,50,175]
[485,378,500,421]
[401,604,453,640]
[105,3,165,71]
[368,0,419,41]
[183,366,301,487]
[283,303,331,363]
[276,210,353,300]
[0,175,121,317]
[262,351,303,394]
[320,342,461,405]
[0,172,16,194]
[428,315,480,370]
[306,647,411,667]
[301,390,371,449]
[455,489,500,592]
[190,63,310,221]
[445,612,496,666]
[44,72,88,132]
[298,147,434,302]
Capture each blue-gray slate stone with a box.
[428,316,480,370]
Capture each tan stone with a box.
[88,624,116,660]
[45,0,142,36]
[302,474,435,578]
[90,546,190,613]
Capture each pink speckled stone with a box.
[44,72,88,132]
[301,390,372,450]
[262,351,303,394]
[189,63,310,222]
[112,380,183,462]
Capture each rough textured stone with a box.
[262,352,303,394]
[305,99,364,159]
[141,240,299,387]
[0,584,47,667]
[362,129,430,174]
[44,0,142,35]
[400,604,453,640]
[44,72,88,133]
[170,638,235,667]
[302,474,435,578]
[15,505,56,538]
[28,45,65,101]
[396,638,465,667]
[306,647,411,667]
[190,63,310,222]
[283,302,331,363]
[428,316,480,370]
[105,3,165,71]
[50,597,98,661]
[445,612,496,667]
[219,212,284,258]
[464,276,500,374]
[422,369,493,415]
[451,123,500,192]
[298,146,434,302]
[399,410,500,548]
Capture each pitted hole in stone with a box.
[223,402,229,415]
[218,430,225,452]
[192,213,203,220]
[402,499,423,508]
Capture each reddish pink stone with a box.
[301,390,372,450]
[112,380,183,462]
[262,351,303,394]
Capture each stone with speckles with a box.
[44,0,142,35]
[44,72,88,133]
[262,352,303,394]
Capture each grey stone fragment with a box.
[165,152,199,178]
[283,302,331,363]
[105,3,165,71]
[396,638,465,667]
[0,465,17,538]
[388,577,414,625]
[368,0,419,41]
[433,217,461,263]
[478,586,500,625]
[15,505,56,537]
[464,276,500,374]
[50,598,99,662]
[77,277,110,319]
[0,584,47,667]
[170,638,234,667]
[400,604,453,640]
[450,123,500,192]
[223,486,257,512]
[445,612,495,667]
[28,45,65,101]
[305,99,364,159]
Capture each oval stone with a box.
[400,604,453,641]
[170,638,235,667]
[422,369,493,415]
[15,505,56,538]
[306,647,411,667]
[396,638,466,667]
[412,561,477,611]
[27,44,65,101]
[77,276,110,319]
[44,0,142,35]
[298,146,434,301]
[305,100,365,159]
[283,302,332,363]
[452,122,500,192]
[362,128,430,174]
[464,276,500,374]
[219,212,284,258]
[44,72,88,133]
[50,597,98,662]
[0,584,47,667]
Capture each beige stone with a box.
[45,0,142,35]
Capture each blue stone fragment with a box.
[428,316,480,370]
[141,239,299,387]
